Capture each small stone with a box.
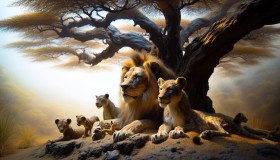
[256,143,280,157]
[92,132,105,141]
[87,147,102,158]
[78,150,88,160]
[45,141,76,157]
[187,149,196,154]
[124,155,132,160]
[103,150,120,160]
[101,142,117,152]
[128,134,149,148]
[116,140,135,155]
[171,147,177,152]
[176,140,180,144]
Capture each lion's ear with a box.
[150,61,160,77]
[55,119,59,124]
[105,94,109,99]
[66,118,72,124]
[176,77,187,89]
[158,77,165,86]
[81,116,86,121]
[122,66,130,73]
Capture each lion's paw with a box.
[151,132,168,143]
[169,129,185,139]
[113,131,132,142]
[199,130,212,140]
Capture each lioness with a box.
[152,77,276,143]
[112,53,175,142]
[76,115,99,137]
[50,118,83,143]
[95,94,119,120]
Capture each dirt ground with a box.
[2,131,280,160]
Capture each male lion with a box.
[112,53,175,142]
[151,77,277,144]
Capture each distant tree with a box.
[1,0,280,112]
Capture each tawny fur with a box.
[101,121,118,135]
[91,53,175,142]
[96,94,119,120]
[51,118,83,143]
[152,77,277,144]
[151,77,193,143]
[76,115,99,137]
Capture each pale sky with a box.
[0,1,121,121]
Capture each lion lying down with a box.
[92,53,175,142]
[151,77,278,144]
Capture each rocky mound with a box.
[3,131,280,160]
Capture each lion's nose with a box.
[121,84,129,91]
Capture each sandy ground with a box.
[2,131,280,160]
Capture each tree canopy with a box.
[1,0,280,112]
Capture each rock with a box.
[128,134,149,148]
[116,140,135,155]
[101,142,117,152]
[124,155,132,160]
[87,147,102,158]
[103,150,120,160]
[92,132,105,141]
[170,147,177,152]
[256,143,280,157]
[78,150,88,160]
[187,149,196,154]
[45,141,78,157]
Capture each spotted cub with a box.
[51,118,83,143]
[76,115,99,137]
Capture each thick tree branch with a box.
[180,0,239,46]
[76,9,164,52]
[177,0,280,113]
[90,43,123,66]
[107,25,152,51]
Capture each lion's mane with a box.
[119,53,175,128]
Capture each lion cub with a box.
[51,118,84,143]
[96,94,119,120]
[76,115,99,137]
[152,77,277,144]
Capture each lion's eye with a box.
[168,88,173,93]
[124,76,127,80]
[134,75,142,78]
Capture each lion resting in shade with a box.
[112,53,175,142]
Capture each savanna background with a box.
[0,0,280,157]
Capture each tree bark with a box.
[158,1,182,71]
[177,0,280,113]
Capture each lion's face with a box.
[158,77,186,108]
[76,115,86,126]
[96,94,109,108]
[55,118,71,133]
[121,67,148,103]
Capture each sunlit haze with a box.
[0,0,280,142]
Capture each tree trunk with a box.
[158,1,183,71]
[176,0,280,113]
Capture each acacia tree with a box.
[1,0,280,113]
